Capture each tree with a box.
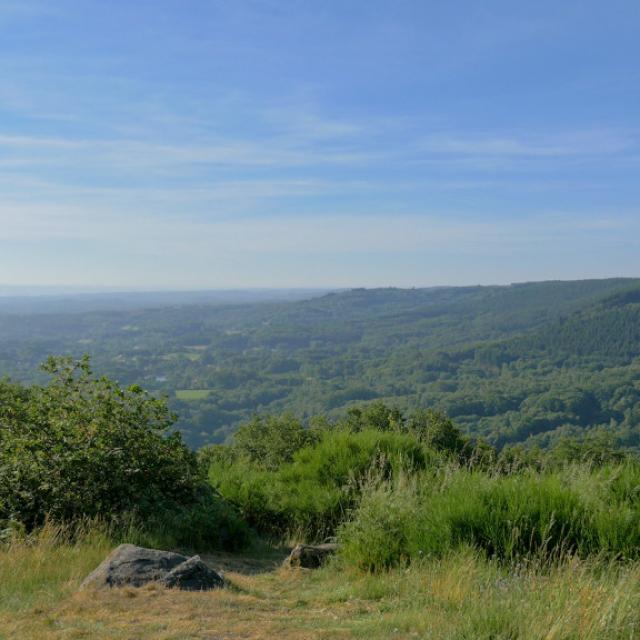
[342,401,404,433]
[231,413,314,470]
[407,409,467,454]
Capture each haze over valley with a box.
[2,278,639,449]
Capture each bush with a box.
[338,463,640,571]
[231,413,316,470]
[209,429,438,540]
[139,488,251,551]
[338,476,428,571]
[0,357,249,550]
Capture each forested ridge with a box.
[1,278,639,449]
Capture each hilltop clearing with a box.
[3,531,640,640]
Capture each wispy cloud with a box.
[3,126,634,181]
[421,130,635,158]
[0,134,84,149]
[3,201,639,287]
[1,197,636,250]
[0,131,379,172]
[260,105,364,141]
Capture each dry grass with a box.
[2,532,640,639]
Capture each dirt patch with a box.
[201,547,291,576]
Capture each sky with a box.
[0,0,639,289]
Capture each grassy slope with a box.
[2,535,640,639]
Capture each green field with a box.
[175,389,212,400]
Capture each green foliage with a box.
[231,413,316,470]
[337,476,425,571]
[339,402,490,462]
[3,279,640,449]
[339,462,640,571]
[209,426,438,540]
[0,357,249,550]
[341,401,404,433]
[548,429,628,465]
[175,389,212,400]
[138,488,250,551]
[207,402,639,548]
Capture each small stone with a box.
[161,555,224,591]
[285,543,340,569]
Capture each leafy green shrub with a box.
[209,429,438,540]
[429,472,591,559]
[341,402,495,466]
[230,413,317,470]
[0,357,248,550]
[138,488,251,551]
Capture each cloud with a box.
[0,135,84,149]
[260,105,364,141]
[0,132,379,172]
[421,130,635,158]
[3,127,633,185]
[1,196,636,252]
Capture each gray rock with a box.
[162,555,224,591]
[80,544,223,591]
[285,543,339,569]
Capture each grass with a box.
[0,524,112,621]
[175,389,212,400]
[211,452,640,563]
[2,529,640,639]
[338,464,640,570]
[209,429,437,540]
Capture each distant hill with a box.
[1,278,639,448]
[0,288,330,315]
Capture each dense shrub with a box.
[339,463,640,571]
[230,413,316,470]
[207,404,638,552]
[0,357,248,550]
[342,402,495,466]
[209,429,439,540]
[139,488,250,551]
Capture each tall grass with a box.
[0,510,248,618]
[209,429,437,540]
[2,522,640,638]
[321,550,640,639]
[339,463,640,571]
[0,522,112,615]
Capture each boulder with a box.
[80,544,223,591]
[285,543,339,569]
[161,555,224,591]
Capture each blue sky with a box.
[1,0,639,288]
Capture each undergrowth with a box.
[338,463,640,571]
[2,528,640,639]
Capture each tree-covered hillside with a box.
[0,278,639,448]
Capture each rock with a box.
[162,555,224,591]
[80,544,223,591]
[285,543,339,569]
